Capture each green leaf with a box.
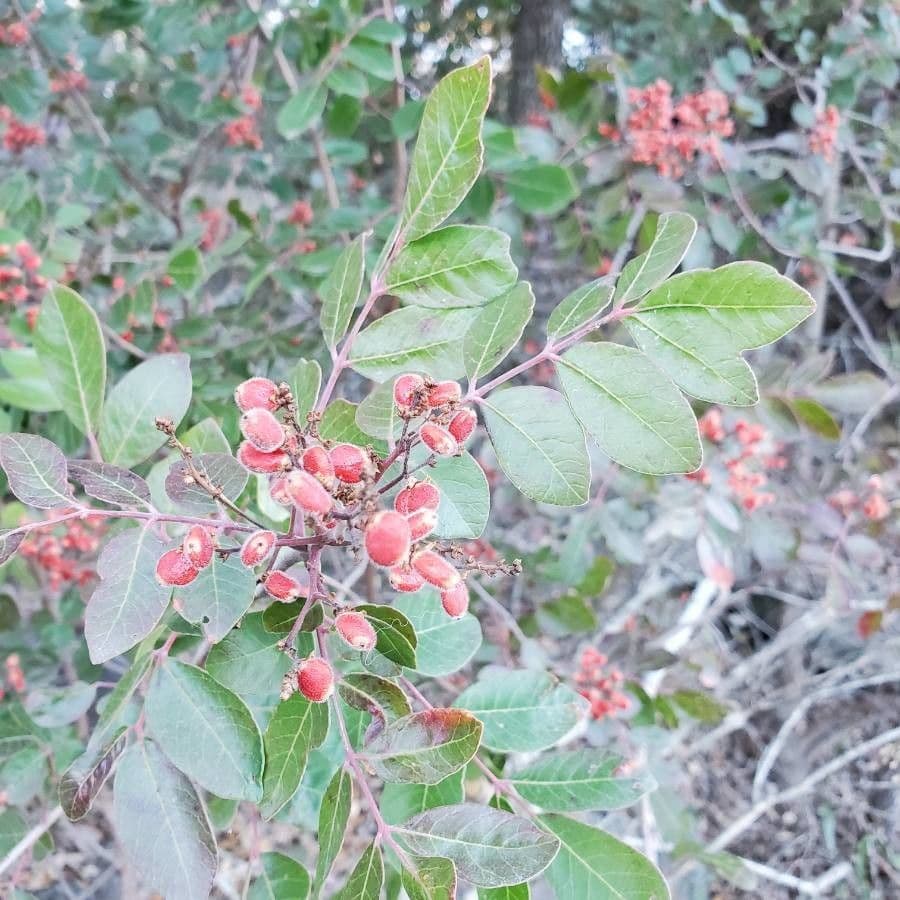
[320,233,367,349]
[481,386,590,506]
[394,593,481,677]
[145,660,264,801]
[381,769,464,825]
[248,852,310,900]
[59,727,128,822]
[313,767,352,894]
[344,37,395,80]
[350,306,478,382]
[25,681,96,727]
[335,842,383,900]
[356,603,417,669]
[84,525,169,664]
[479,884,530,900]
[100,354,192,467]
[33,286,106,436]
[0,376,62,412]
[290,359,322,422]
[326,66,369,99]
[454,668,586,753]
[55,202,91,228]
[361,709,482,784]
[420,450,490,539]
[399,57,492,243]
[175,551,256,643]
[510,751,656,811]
[556,343,701,475]
[505,164,578,215]
[626,261,816,405]
[540,814,670,899]
[547,278,614,341]
[0,433,72,508]
[787,397,840,440]
[69,460,152,508]
[338,673,412,723]
[277,84,328,138]
[319,399,387,455]
[463,282,535,379]
[402,856,459,900]
[114,742,217,900]
[396,803,560,888]
[670,689,727,723]
[165,452,248,515]
[387,225,517,309]
[260,692,329,818]
[613,211,697,306]
[356,380,404,441]
[168,247,203,292]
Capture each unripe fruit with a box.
[262,570,306,601]
[411,549,460,589]
[389,564,426,593]
[330,443,372,484]
[182,525,214,569]
[297,657,334,703]
[419,423,458,457]
[335,611,377,652]
[234,376,278,412]
[365,510,412,567]
[237,442,290,474]
[448,407,477,445]
[427,380,461,408]
[394,481,441,515]
[394,373,426,413]
[441,581,469,618]
[407,507,438,541]
[302,445,336,486]
[240,529,276,567]
[240,407,285,452]
[156,549,199,586]
[284,469,333,514]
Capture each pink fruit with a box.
[237,442,290,474]
[284,470,333,514]
[156,549,199,586]
[411,549,460,589]
[262,570,305,601]
[335,611,377,652]
[240,530,276,567]
[240,407,285,452]
[441,581,469,617]
[393,373,426,413]
[427,380,461,408]
[448,408,477,444]
[364,510,411,567]
[182,526,214,569]
[407,507,438,541]
[234,376,278,412]
[269,475,291,506]
[302,445,336,486]
[394,481,440,515]
[389,564,426,593]
[297,657,334,702]
[419,423,458,457]
[330,443,372,484]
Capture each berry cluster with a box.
[0,18,29,46]
[287,200,314,227]
[20,510,105,594]
[0,107,46,153]
[0,240,46,306]
[809,105,840,162]
[2,654,26,698]
[50,68,88,94]
[224,114,262,150]
[574,647,631,721]
[198,208,226,251]
[829,474,892,522]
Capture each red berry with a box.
[297,657,334,703]
[389,564,426,593]
[330,443,372,484]
[237,442,290,474]
[182,525,214,569]
[393,373,426,413]
[441,581,469,618]
[234,376,278,412]
[419,423,458,457]
[411,549,460,589]
[407,507,438,541]
[240,529,276,567]
[394,481,440,515]
[302,445,336,486]
[427,380,461,408]
[335,611,377,652]
[365,510,411,567]
[448,408,477,444]
[240,407,285,452]
[156,548,199,586]
[262,570,306,601]
[284,469,333,514]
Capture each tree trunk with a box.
[508,0,567,122]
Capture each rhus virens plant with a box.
[0,58,814,899]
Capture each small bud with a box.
[419,423,458,457]
[182,525,214,569]
[448,408,477,445]
[297,657,334,703]
[237,442,290,474]
[285,469,333,514]
[240,529,276,567]
[262,570,306,601]
[411,549,460,589]
[240,407,285,452]
[365,510,412,567]
[234,376,278,412]
[330,443,372,484]
[389,564,426,593]
[156,548,200,586]
[393,373,426,413]
[302,445,336,486]
[394,481,440,515]
[335,611,377,652]
[407,507,438,541]
[440,581,469,618]
[427,380,461,408]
